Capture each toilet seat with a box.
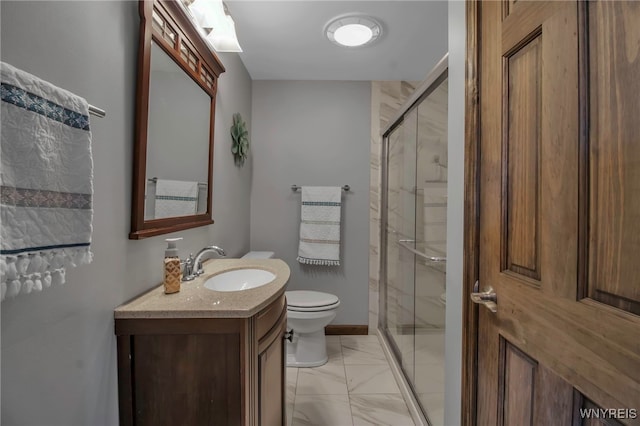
[286,290,340,312]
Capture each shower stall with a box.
[380,57,448,425]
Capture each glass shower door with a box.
[381,69,448,425]
[384,107,417,382]
[413,76,448,420]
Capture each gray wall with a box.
[444,1,465,425]
[0,1,252,424]
[250,81,371,325]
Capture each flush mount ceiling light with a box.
[325,15,382,48]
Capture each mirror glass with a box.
[130,0,224,239]
[144,42,210,220]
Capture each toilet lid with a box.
[286,290,340,311]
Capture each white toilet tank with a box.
[241,251,275,259]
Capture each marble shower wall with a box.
[369,81,419,334]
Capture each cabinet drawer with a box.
[257,294,286,341]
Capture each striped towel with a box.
[154,179,198,219]
[0,62,94,301]
[297,186,342,266]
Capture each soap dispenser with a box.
[164,237,182,294]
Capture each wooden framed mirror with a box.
[130,0,225,239]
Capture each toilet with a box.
[241,251,340,368]
[285,290,340,367]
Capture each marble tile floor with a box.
[286,335,444,426]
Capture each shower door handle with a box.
[397,240,447,263]
[470,281,497,313]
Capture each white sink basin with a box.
[204,268,276,292]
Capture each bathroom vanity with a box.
[114,259,290,426]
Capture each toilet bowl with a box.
[241,251,340,368]
[285,290,340,367]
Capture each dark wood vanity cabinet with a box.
[257,300,287,426]
[115,294,287,426]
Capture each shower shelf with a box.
[397,239,446,263]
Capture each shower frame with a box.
[378,54,449,426]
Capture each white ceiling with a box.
[225,1,448,81]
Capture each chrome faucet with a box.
[184,245,226,279]
[181,254,194,281]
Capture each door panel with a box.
[477,1,640,425]
[532,363,574,426]
[580,398,627,426]
[587,1,640,315]
[503,33,542,280]
[498,340,536,426]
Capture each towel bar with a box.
[88,104,106,118]
[291,185,350,192]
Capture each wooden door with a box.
[476,1,640,424]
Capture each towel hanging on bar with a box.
[0,61,95,300]
[297,186,342,266]
[154,179,198,219]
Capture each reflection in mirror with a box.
[144,42,210,220]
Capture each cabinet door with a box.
[131,333,242,426]
[258,315,286,426]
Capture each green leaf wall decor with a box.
[230,113,249,167]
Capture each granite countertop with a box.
[114,258,290,319]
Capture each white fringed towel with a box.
[297,186,342,266]
[154,179,198,219]
[0,62,94,301]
